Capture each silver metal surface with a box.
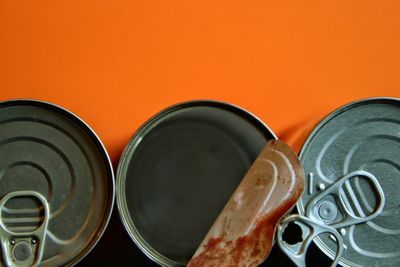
[298,98,400,267]
[0,191,49,267]
[277,215,344,267]
[306,170,385,229]
[0,100,115,266]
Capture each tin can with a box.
[0,100,115,266]
[296,97,400,267]
[116,100,277,266]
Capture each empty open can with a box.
[116,101,277,266]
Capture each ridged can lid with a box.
[298,98,400,267]
[0,100,114,267]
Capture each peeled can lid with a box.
[298,98,400,267]
[0,100,114,267]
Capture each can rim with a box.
[297,96,400,267]
[0,98,116,267]
[116,99,277,267]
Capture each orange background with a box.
[1,0,400,165]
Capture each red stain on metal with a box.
[188,202,295,267]
[187,140,305,267]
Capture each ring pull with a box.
[0,191,49,267]
[277,215,344,267]
[305,170,385,229]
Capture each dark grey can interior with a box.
[118,102,276,265]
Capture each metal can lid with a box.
[298,97,400,267]
[0,100,114,266]
[116,100,276,266]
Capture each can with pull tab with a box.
[0,100,115,267]
[285,98,400,267]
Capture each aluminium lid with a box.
[298,97,400,267]
[0,100,114,266]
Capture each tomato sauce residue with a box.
[187,202,294,267]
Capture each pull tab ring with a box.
[0,191,49,267]
[277,214,344,267]
[305,170,385,229]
